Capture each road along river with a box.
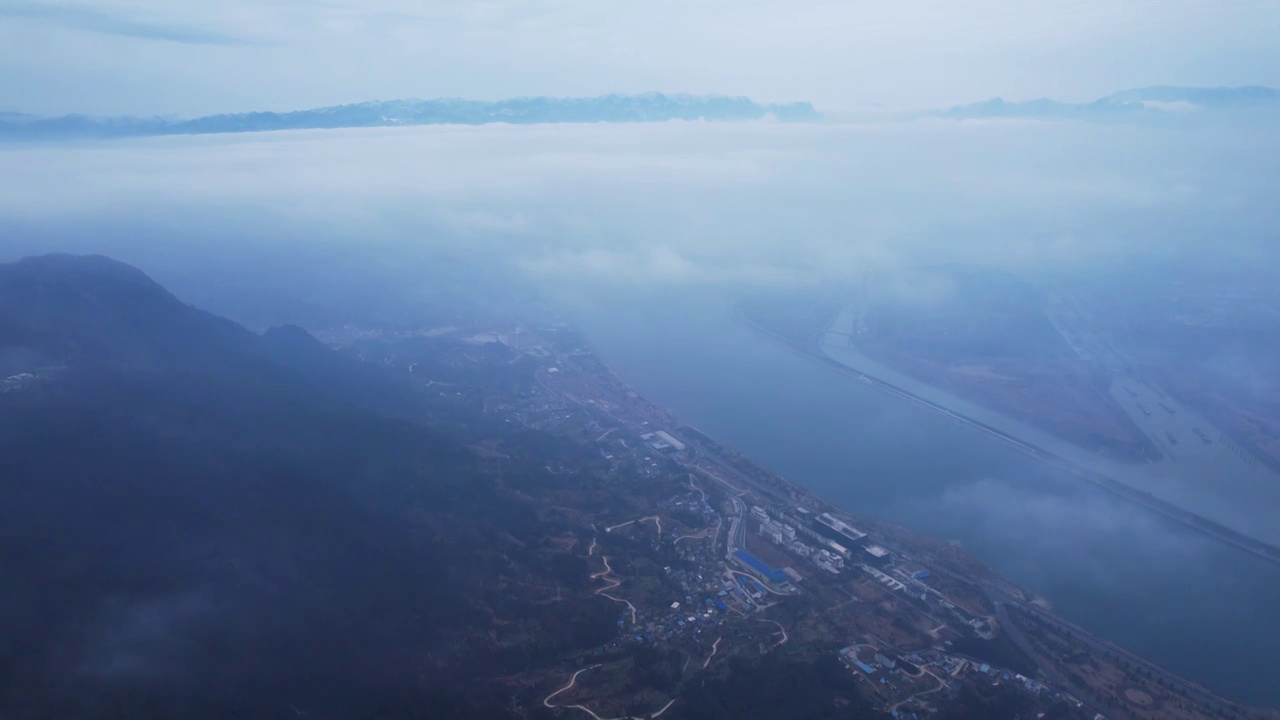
[569,291,1280,709]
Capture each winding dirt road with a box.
[688,473,707,504]
[702,636,723,669]
[757,619,788,649]
[591,555,637,625]
[649,698,678,718]
[543,664,680,720]
[606,515,662,536]
[643,515,662,536]
[889,669,946,712]
[544,665,602,709]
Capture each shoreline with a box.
[566,318,1268,716]
[558,312,1275,715]
[732,304,1280,570]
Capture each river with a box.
[570,291,1280,709]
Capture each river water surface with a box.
[571,292,1280,709]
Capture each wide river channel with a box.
[572,292,1280,709]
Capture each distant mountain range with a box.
[0,93,821,141]
[5,85,1272,141]
[938,85,1280,121]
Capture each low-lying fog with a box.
[4,116,1279,704]
[2,117,1276,313]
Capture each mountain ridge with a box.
[0,93,822,141]
[938,84,1280,121]
[0,253,619,718]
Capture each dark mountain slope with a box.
[0,254,613,720]
[0,253,430,421]
[0,253,256,368]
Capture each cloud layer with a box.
[2,118,1275,293]
[1,117,1276,322]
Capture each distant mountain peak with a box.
[939,84,1280,121]
[1100,85,1280,106]
[0,253,251,369]
[0,93,822,142]
[2,254,179,314]
[12,252,161,285]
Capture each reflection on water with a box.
[570,292,1280,709]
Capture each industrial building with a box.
[758,522,784,545]
[863,566,906,592]
[732,549,788,584]
[840,649,877,675]
[815,549,845,573]
[639,429,686,453]
[813,512,868,547]
[863,544,893,568]
[653,430,686,451]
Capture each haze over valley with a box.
[3,1,1280,718]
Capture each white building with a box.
[815,551,842,574]
[827,540,850,559]
[758,523,783,544]
[815,549,844,570]
[653,430,686,451]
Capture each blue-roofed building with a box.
[853,660,876,675]
[732,549,787,584]
[715,600,728,611]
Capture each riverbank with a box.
[569,293,1280,707]
[733,302,1280,569]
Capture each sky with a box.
[2,0,1279,116]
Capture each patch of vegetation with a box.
[950,635,1038,677]
[672,654,884,720]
